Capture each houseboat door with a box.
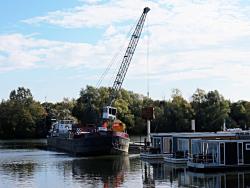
[238,142,243,165]
[219,143,225,165]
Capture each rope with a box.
[96,20,138,88]
[146,14,150,98]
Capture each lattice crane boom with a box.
[108,7,150,105]
[103,7,150,120]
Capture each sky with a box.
[1,0,250,103]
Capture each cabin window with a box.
[238,142,243,164]
[153,138,161,149]
[163,138,172,153]
[191,140,201,156]
[220,143,225,165]
[246,143,250,150]
[111,108,117,115]
[103,108,107,113]
[178,139,188,152]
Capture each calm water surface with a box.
[0,139,249,188]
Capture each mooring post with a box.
[147,119,150,143]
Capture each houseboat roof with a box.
[192,138,250,143]
[150,131,241,138]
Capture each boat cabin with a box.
[141,132,238,162]
[102,106,117,120]
[188,134,250,170]
[140,133,174,160]
[170,132,237,160]
[51,120,74,136]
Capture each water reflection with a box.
[142,161,250,188]
[0,139,47,149]
[2,139,250,188]
[72,156,130,187]
[1,162,35,177]
[0,140,141,188]
[183,171,250,188]
[142,161,186,187]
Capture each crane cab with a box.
[102,106,117,120]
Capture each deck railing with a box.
[188,153,218,164]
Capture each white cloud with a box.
[3,0,250,101]
[22,0,151,28]
[78,0,102,4]
[104,25,117,37]
[0,33,115,72]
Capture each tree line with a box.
[0,86,250,139]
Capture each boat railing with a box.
[165,153,174,158]
[129,141,144,146]
[188,153,218,164]
[59,120,74,124]
[142,146,161,154]
[173,151,188,159]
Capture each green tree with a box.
[229,101,250,129]
[163,89,194,132]
[72,85,101,125]
[72,86,146,133]
[191,89,230,131]
[9,87,33,104]
[0,87,46,139]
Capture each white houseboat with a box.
[164,132,237,164]
[188,131,250,171]
[140,132,239,162]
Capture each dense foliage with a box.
[1,86,250,139]
[72,86,250,134]
[0,87,46,139]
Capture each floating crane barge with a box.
[47,7,150,156]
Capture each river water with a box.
[0,139,250,188]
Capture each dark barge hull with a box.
[47,131,129,156]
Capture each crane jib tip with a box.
[143,7,150,13]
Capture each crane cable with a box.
[146,13,150,98]
[106,20,138,88]
[96,21,138,88]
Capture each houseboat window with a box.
[246,143,250,150]
[178,139,189,152]
[191,140,202,156]
[206,142,218,163]
[220,143,225,165]
[153,138,161,149]
[238,142,243,164]
[163,138,172,153]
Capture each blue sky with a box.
[1,0,250,102]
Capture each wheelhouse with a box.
[102,106,117,120]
